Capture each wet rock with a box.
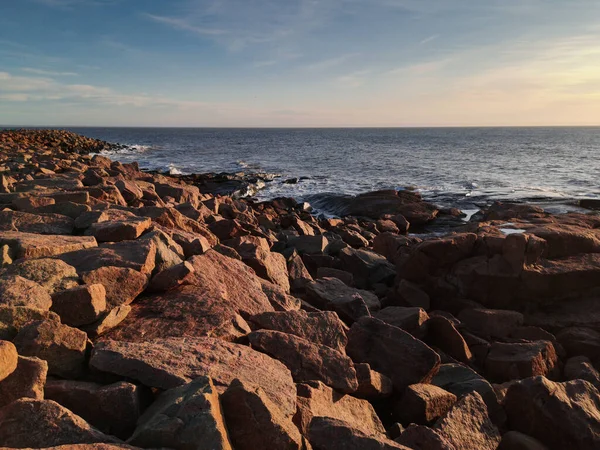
[221,378,303,450]
[0,340,18,382]
[81,266,148,309]
[0,275,53,310]
[45,380,143,440]
[248,329,358,393]
[51,284,107,327]
[0,355,47,408]
[434,392,501,450]
[308,417,411,450]
[505,376,600,450]
[249,310,348,353]
[395,384,457,425]
[347,317,441,391]
[0,399,120,448]
[305,277,380,322]
[294,380,386,436]
[13,319,87,378]
[0,231,97,259]
[485,341,559,382]
[90,337,297,416]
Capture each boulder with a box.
[498,431,549,450]
[0,340,18,381]
[485,341,558,382]
[505,376,600,450]
[260,279,302,311]
[317,267,354,286]
[86,216,151,243]
[51,284,107,327]
[1,258,78,294]
[287,252,313,291]
[0,275,53,310]
[293,381,386,436]
[0,231,97,259]
[395,424,455,450]
[347,317,441,391]
[13,319,87,378]
[339,247,396,289]
[45,380,143,440]
[395,384,457,425]
[287,235,328,254]
[0,399,120,448]
[426,315,473,364]
[308,417,411,450]
[434,392,501,450]
[221,378,304,450]
[564,356,600,390]
[354,363,394,399]
[395,279,431,309]
[129,376,230,450]
[305,277,380,323]
[83,305,132,338]
[90,337,297,416]
[0,306,60,340]
[147,260,195,292]
[373,307,429,338]
[248,330,358,393]
[556,326,600,360]
[249,310,348,353]
[0,210,74,235]
[81,266,148,309]
[0,355,47,408]
[458,308,524,339]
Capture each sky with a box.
[1,0,600,127]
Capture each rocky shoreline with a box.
[1,129,600,449]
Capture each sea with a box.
[14,127,600,215]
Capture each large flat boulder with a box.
[0,306,60,340]
[0,210,74,235]
[81,266,148,308]
[0,258,79,294]
[0,231,97,259]
[347,317,441,391]
[90,337,297,417]
[0,275,52,310]
[0,399,120,448]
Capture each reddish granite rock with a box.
[373,307,429,339]
[222,378,303,450]
[83,305,132,338]
[505,376,600,450]
[317,267,354,285]
[90,337,297,416]
[305,277,380,323]
[129,376,231,450]
[434,392,501,450]
[426,315,473,364]
[45,380,144,440]
[58,239,156,275]
[0,399,120,448]
[13,319,87,378]
[459,308,524,339]
[287,252,313,291]
[308,417,411,450]
[147,260,195,292]
[0,231,97,259]
[395,279,431,309]
[354,362,394,399]
[347,317,441,391]
[294,380,386,436]
[0,340,18,382]
[556,326,600,360]
[0,210,74,235]
[81,266,148,308]
[172,229,212,258]
[259,279,302,311]
[564,356,600,390]
[528,224,600,258]
[497,431,549,450]
[51,284,107,327]
[0,275,53,310]
[249,310,348,353]
[485,341,559,382]
[395,424,455,450]
[395,384,457,425]
[86,216,151,243]
[0,306,60,340]
[0,355,47,408]
[248,329,358,393]
[287,235,329,254]
[339,247,396,289]
[1,258,79,294]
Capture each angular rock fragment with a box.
[354,362,394,399]
[51,284,107,327]
[0,355,47,408]
[0,275,53,310]
[0,340,18,381]
[81,266,148,308]
[395,383,457,425]
[1,258,79,294]
[0,306,60,340]
[0,231,97,259]
[485,341,558,382]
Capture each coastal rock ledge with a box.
[0,129,600,449]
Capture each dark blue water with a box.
[43,127,600,211]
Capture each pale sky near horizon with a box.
[1,0,600,127]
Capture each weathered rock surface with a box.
[51,284,107,327]
[0,275,53,310]
[395,383,457,425]
[0,231,97,259]
[1,258,78,294]
[0,355,47,408]
[81,266,148,308]
[0,340,18,381]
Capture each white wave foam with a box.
[167,164,183,175]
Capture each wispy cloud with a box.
[143,13,227,36]
[335,69,371,88]
[304,53,360,72]
[419,34,439,45]
[22,67,78,76]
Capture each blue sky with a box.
[1,0,600,126]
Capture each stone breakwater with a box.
[0,130,600,449]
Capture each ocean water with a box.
[56,127,600,213]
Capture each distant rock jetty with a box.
[1,129,600,449]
